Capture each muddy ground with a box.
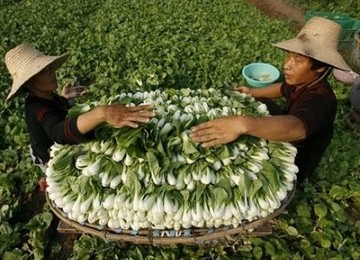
[247,0,305,31]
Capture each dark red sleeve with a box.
[34,103,93,144]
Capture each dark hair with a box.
[311,58,331,70]
[310,58,332,78]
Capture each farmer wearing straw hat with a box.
[191,17,351,182]
[4,44,155,191]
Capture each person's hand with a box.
[38,177,47,192]
[190,116,245,148]
[61,81,86,99]
[234,86,252,95]
[104,103,155,128]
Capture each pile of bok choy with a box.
[46,88,297,231]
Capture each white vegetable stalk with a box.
[112,149,126,162]
[82,158,102,177]
[103,194,115,210]
[110,175,122,189]
[75,154,91,169]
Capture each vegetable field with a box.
[1,0,359,259]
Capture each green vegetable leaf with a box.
[314,203,328,218]
[146,150,161,177]
[286,226,299,237]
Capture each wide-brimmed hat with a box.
[5,43,69,102]
[272,17,351,71]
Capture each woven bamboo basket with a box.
[46,183,296,245]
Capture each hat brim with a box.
[272,39,351,72]
[6,53,69,102]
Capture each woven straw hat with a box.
[272,17,350,72]
[5,44,69,102]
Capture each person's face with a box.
[29,64,58,94]
[283,52,323,86]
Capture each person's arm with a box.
[349,76,360,111]
[76,103,154,134]
[30,100,154,144]
[61,81,86,99]
[234,82,283,99]
[60,82,86,107]
[190,114,305,148]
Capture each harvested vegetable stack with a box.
[46,88,297,231]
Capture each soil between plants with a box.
[246,0,305,31]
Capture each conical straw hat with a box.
[272,17,350,71]
[5,44,69,102]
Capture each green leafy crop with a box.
[0,0,359,259]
